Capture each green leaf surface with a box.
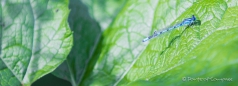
[0,60,21,86]
[80,0,238,86]
[81,0,127,30]
[52,0,101,86]
[0,0,73,85]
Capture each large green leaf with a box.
[79,0,238,86]
[0,0,73,85]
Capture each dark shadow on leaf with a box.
[79,35,104,86]
[32,73,71,86]
[192,20,201,26]
[160,20,201,55]
[52,0,102,85]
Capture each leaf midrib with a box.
[112,0,160,85]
